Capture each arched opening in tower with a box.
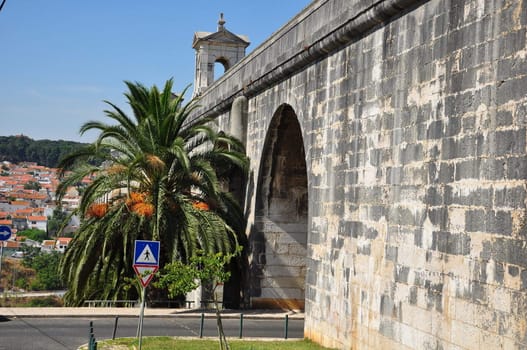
[214,57,229,81]
[251,104,308,310]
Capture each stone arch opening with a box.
[214,57,229,81]
[250,104,308,310]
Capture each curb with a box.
[0,307,304,320]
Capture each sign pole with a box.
[0,225,13,280]
[0,243,3,279]
[133,239,160,350]
[137,286,146,350]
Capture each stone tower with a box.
[192,13,250,96]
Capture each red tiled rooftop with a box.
[10,201,30,206]
[15,208,33,215]
[41,240,55,247]
[3,241,21,248]
[28,215,47,221]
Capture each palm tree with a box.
[56,79,248,306]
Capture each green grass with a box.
[85,337,335,350]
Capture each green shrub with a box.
[26,296,62,307]
[15,278,28,290]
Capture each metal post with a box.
[137,287,146,350]
[89,321,96,350]
[0,243,3,280]
[239,313,244,339]
[112,316,119,340]
[199,312,205,338]
[284,314,289,339]
[135,287,145,338]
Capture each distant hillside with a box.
[0,135,88,168]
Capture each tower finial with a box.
[218,13,225,31]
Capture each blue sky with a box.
[0,1,310,142]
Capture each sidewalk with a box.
[0,306,304,320]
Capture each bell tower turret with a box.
[192,14,250,96]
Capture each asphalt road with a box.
[0,316,304,350]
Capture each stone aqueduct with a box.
[189,0,527,349]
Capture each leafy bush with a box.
[0,296,63,307]
[23,251,65,291]
[18,228,47,242]
[25,296,62,307]
[15,277,28,290]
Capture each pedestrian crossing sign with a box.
[134,240,160,267]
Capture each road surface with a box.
[0,315,304,350]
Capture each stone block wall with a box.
[192,0,527,348]
[298,0,527,348]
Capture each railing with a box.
[84,299,194,308]
[146,299,192,308]
[84,300,139,307]
[83,299,249,309]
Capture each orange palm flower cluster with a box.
[193,201,210,211]
[132,202,155,218]
[126,192,146,207]
[87,203,108,218]
[127,191,154,218]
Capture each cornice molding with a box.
[192,0,427,121]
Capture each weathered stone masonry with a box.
[191,0,527,349]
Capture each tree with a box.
[0,135,87,167]
[22,250,65,291]
[47,206,69,237]
[18,228,47,242]
[156,248,241,350]
[56,79,248,306]
[23,181,41,191]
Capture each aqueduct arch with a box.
[249,104,308,310]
